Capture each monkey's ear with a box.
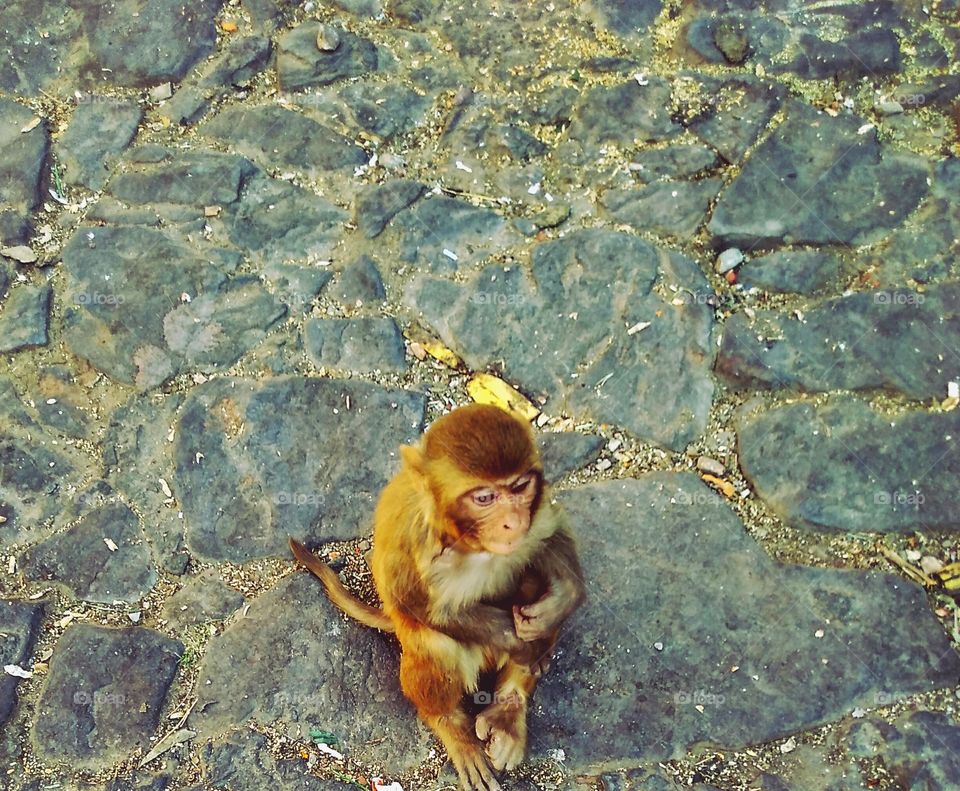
[399,444,426,475]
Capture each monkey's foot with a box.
[475,700,528,772]
[451,742,502,791]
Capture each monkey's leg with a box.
[475,653,544,772]
[399,637,501,791]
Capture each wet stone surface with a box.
[31,624,183,767]
[709,102,929,247]
[717,284,960,399]
[174,377,426,561]
[190,573,433,771]
[736,398,960,533]
[530,474,960,768]
[406,229,715,449]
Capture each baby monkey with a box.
[290,404,585,791]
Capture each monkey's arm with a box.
[513,522,586,642]
[430,602,523,651]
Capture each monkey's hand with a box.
[512,579,579,641]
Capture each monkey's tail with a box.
[288,537,396,633]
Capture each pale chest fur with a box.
[427,550,517,616]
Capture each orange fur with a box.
[290,404,585,791]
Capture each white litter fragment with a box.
[371,778,403,791]
[455,160,472,173]
[527,181,541,195]
[780,737,797,754]
[317,743,344,760]
[949,381,959,399]
[442,249,459,261]
[104,537,118,552]
[857,123,875,135]
[159,478,173,498]
[4,664,32,679]
[627,320,651,335]
[548,748,566,763]
[634,72,649,86]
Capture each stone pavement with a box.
[1,0,960,789]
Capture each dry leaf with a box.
[700,473,736,498]
[467,373,540,420]
[422,340,460,368]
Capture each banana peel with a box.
[467,373,540,421]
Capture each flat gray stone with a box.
[569,79,682,147]
[161,35,272,126]
[62,225,285,388]
[528,474,960,769]
[21,500,157,604]
[0,427,86,550]
[586,0,662,34]
[79,0,221,86]
[735,398,960,532]
[335,82,432,142]
[354,179,426,239]
[737,250,848,295]
[685,76,783,165]
[390,195,517,273]
[264,262,332,313]
[537,433,604,482]
[848,711,960,788]
[109,150,254,206]
[219,173,347,262]
[602,179,722,238]
[709,102,928,247]
[631,145,719,182]
[104,392,190,575]
[717,283,960,400]
[304,317,407,373]
[0,283,51,352]
[31,624,183,767]
[0,99,49,224]
[277,23,379,90]
[202,106,365,175]
[160,569,244,629]
[0,2,81,94]
[332,255,386,304]
[405,229,715,450]
[58,100,142,190]
[174,377,426,561]
[201,730,355,791]
[0,599,46,726]
[190,573,432,771]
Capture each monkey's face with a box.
[456,470,540,555]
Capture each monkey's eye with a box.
[472,490,496,506]
[510,476,533,493]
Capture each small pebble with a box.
[876,100,904,115]
[149,82,173,101]
[696,456,725,477]
[316,25,341,52]
[716,248,744,274]
[920,556,944,575]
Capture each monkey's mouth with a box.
[485,538,525,555]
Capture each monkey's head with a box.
[400,404,543,555]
